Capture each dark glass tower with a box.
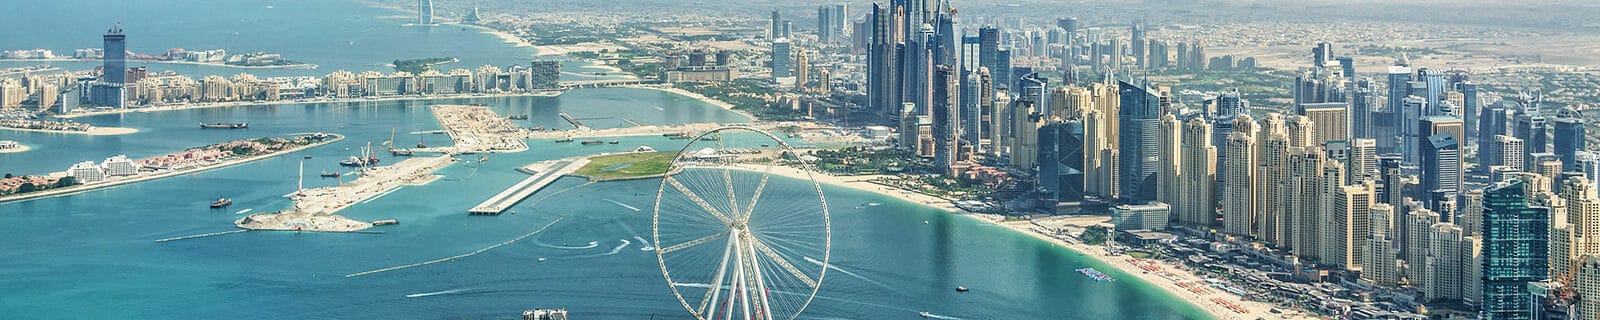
[1553,109,1585,171]
[1117,79,1162,203]
[1480,181,1549,320]
[1039,119,1086,205]
[1420,134,1460,212]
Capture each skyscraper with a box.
[977,26,1000,91]
[1118,79,1163,203]
[1421,134,1462,212]
[96,23,127,109]
[418,0,434,25]
[1130,22,1147,69]
[1038,119,1086,207]
[867,4,898,118]
[770,11,782,39]
[1403,208,1440,288]
[1580,256,1600,319]
[1515,111,1549,166]
[1488,135,1526,172]
[1564,177,1600,279]
[771,39,791,79]
[932,65,959,173]
[1351,79,1376,139]
[1297,102,1347,146]
[817,6,833,43]
[1179,118,1217,228]
[1364,203,1400,287]
[1348,138,1378,184]
[793,48,808,89]
[1332,183,1376,270]
[1481,180,1550,319]
[1554,108,1586,170]
[1256,114,1291,245]
[1224,115,1258,238]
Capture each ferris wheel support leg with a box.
[703,230,736,320]
[748,234,775,320]
[733,233,754,320]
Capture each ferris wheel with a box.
[653,126,831,320]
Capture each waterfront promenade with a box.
[467,158,588,215]
[0,134,344,204]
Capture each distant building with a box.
[1553,108,1586,170]
[1111,202,1171,231]
[100,155,140,176]
[91,23,127,108]
[1296,102,1348,145]
[417,0,434,25]
[528,60,560,90]
[771,39,792,79]
[67,161,106,183]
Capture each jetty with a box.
[467,158,589,215]
[558,112,587,129]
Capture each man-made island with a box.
[0,133,343,203]
[0,119,138,135]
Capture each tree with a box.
[1080,226,1110,245]
[55,176,78,188]
[3,173,11,179]
[17,182,35,193]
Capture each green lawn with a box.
[573,152,678,180]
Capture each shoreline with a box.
[626,85,757,122]
[0,126,139,136]
[747,164,1278,320]
[53,91,565,119]
[0,133,345,205]
[0,58,316,70]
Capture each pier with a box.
[467,158,589,215]
[154,229,250,242]
[558,113,587,129]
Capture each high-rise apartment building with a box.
[1481,181,1550,319]
[1178,118,1217,228]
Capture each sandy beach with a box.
[53,91,566,119]
[0,126,139,136]
[744,164,1299,320]
[628,85,757,121]
[0,144,30,154]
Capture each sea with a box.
[0,0,1214,319]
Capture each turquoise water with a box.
[0,1,1214,319]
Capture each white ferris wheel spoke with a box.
[742,166,773,220]
[723,166,740,222]
[661,232,728,255]
[699,230,736,318]
[666,176,733,226]
[751,236,817,288]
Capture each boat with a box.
[320,171,341,178]
[608,140,619,144]
[955,286,969,292]
[339,156,366,167]
[555,138,574,143]
[508,114,529,120]
[372,219,399,226]
[580,140,604,145]
[307,132,330,140]
[920,311,934,318]
[210,197,232,208]
[200,122,249,129]
[537,257,546,262]
[303,155,313,159]
[478,155,489,163]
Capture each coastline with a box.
[0,133,345,205]
[0,126,139,136]
[0,58,316,70]
[53,91,565,119]
[749,164,1281,320]
[626,85,757,122]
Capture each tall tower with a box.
[1553,108,1586,170]
[1158,114,1183,208]
[793,48,809,89]
[1130,21,1147,69]
[1403,208,1440,288]
[1288,146,1326,256]
[1223,114,1258,238]
[1580,256,1600,319]
[1117,79,1163,203]
[1256,114,1291,245]
[418,0,434,25]
[99,23,127,109]
[771,39,792,79]
[1420,134,1462,213]
[1480,180,1550,319]
[1179,118,1217,228]
[770,10,783,40]
[1564,177,1600,280]
[1332,183,1376,270]
[932,65,959,174]
[1363,203,1400,287]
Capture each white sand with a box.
[0,126,139,136]
[0,144,29,154]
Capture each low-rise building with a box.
[1111,202,1171,231]
[67,161,106,183]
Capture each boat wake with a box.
[537,240,599,250]
[604,199,641,212]
[405,288,469,298]
[235,208,252,215]
[634,236,654,251]
[567,239,630,259]
[919,312,964,320]
[670,282,712,288]
[804,257,894,289]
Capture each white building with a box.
[1111,202,1171,231]
[67,161,106,183]
[101,155,141,176]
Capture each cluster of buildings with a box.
[831,1,1595,317]
[0,175,56,195]
[0,25,562,113]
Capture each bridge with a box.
[558,79,658,89]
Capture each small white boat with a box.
[537,257,547,262]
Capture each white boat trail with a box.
[235,208,252,215]
[604,198,640,212]
[405,288,468,298]
[634,236,654,251]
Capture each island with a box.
[393,57,457,73]
[0,119,138,135]
[0,133,343,203]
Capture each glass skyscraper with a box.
[1117,79,1163,203]
[1481,180,1550,320]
